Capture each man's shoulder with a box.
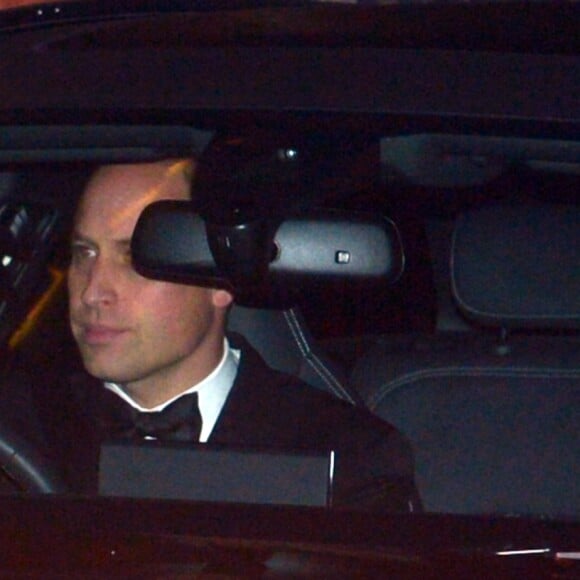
[226,333,399,442]
[226,335,418,511]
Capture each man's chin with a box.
[79,353,132,385]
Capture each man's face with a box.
[68,160,232,407]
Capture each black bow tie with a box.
[98,390,202,442]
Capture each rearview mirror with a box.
[132,200,403,302]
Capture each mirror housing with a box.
[132,200,404,303]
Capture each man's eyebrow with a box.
[70,232,96,246]
[70,233,132,248]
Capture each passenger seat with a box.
[351,202,579,518]
[228,305,363,406]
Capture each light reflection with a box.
[496,548,550,556]
[0,0,74,11]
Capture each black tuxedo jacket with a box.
[48,335,420,512]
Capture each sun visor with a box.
[132,200,403,303]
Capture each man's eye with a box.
[71,243,97,262]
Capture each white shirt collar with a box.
[104,339,240,442]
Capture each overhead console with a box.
[132,131,404,306]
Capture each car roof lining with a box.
[0,126,579,187]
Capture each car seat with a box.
[228,304,363,406]
[351,202,579,517]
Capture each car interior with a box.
[0,129,578,523]
[0,3,578,575]
[351,201,579,517]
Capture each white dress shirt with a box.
[104,339,240,442]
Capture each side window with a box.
[0,202,61,351]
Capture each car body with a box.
[0,1,578,576]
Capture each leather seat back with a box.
[352,203,580,517]
[229,305,362,406]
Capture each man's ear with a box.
[211,289,234,309]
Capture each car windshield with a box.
[0,1,578,576]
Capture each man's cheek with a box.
[148,306,184,336]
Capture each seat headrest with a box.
[451,203,580,330]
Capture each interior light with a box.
[277,148,298,161]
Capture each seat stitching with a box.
[283,309,354,403]
[368,366,580,410]
[284,308,349,400]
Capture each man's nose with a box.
[80,258,118,307]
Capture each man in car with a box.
[54,157,420,512]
